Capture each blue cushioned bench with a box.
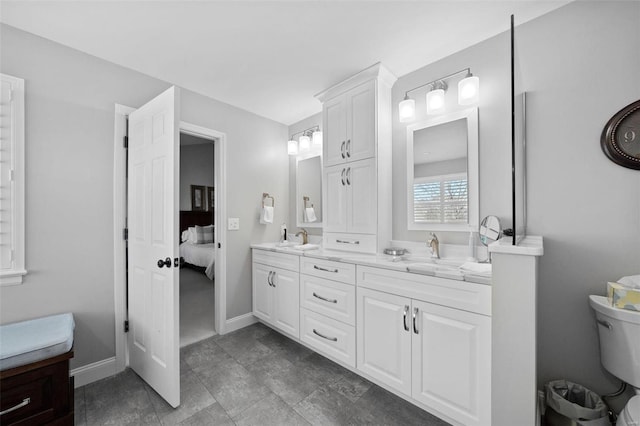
[0,313,75,425]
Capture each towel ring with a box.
[262,193,275,208]
[303,196,313,209]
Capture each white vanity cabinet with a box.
[316,63,396,254]
[357,266,491,426]
[299,257,357,367]
[252,250,300,339]
[323,80,376,167]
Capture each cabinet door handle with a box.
[341,168,346,186]
[267,271,273,287]
[313,265,339,273]
[313,329,338,342]
[346,167,351,185]
[271,271,276,287]
[341,141,346,159]
[0,397,31,416]
[313,292,338,304]
[413,307,419,334]
[403,305,410,331]
[336,239,360,245]
[346,139,351,158]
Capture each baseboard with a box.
[70,357,118,388]
[224,313,257,334]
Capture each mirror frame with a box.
[295,152,323,228]
[406,107,479,232]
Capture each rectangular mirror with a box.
[296,153,322,228]
[406,107,478,231]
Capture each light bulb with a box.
[458,74,479,105]
[287,139,298,155]
[426,89,446,114]
[312,130,322,147]
[399,96,415,122]
[299,135,311,152]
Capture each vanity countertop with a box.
[251,242,491,285]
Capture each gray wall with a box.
[0,24,288,369]
[179,143,214,211]
[392,1,640,394]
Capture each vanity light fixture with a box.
[399,94,416,122]
[288,125,322,156]
[399,68,480,121]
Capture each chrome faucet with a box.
[295,228,308,245]
[428,232,440,259]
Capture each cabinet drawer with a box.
[323,232,376,254]
[300,275,355,326]
[357,265,491,316]
[253,249,299,272]
[300,308,356,368]
[300,257,355,285]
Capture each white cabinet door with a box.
[272,267,300,338]
[323,164,347,233]
[412,300,491,426]
[252,262,273,323]
[346,81,376,162]
[357,287,412,396]
[346,158,377,234]
[323,95,347,167]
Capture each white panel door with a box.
[323,164,347,233]
[357,287,412,396]
[272,267,300,338]
[412,300,491,426]
[252,262,274,323]
[323,95,347,167]
[346,158,376,234]
[128,86,180,408]
[346,81,376,162]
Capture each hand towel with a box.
[304,207,317,222]
[260,206,274,224]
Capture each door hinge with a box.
[124,320,129,333]
[123,228,128,241]
[123,135,128,148]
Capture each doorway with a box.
[178,132,216,347]
[113,101,228,407]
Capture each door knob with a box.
[157,257,172,268]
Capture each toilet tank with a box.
[589,295,640,388]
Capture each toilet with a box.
[589,295,640,426]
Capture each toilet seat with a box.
[617,395,640,426]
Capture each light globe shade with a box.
[288,139,298,155]
[312,130,322,147]
[426,89,446,114]
[458,75,480,105]
[398,97,415,122]
[299,135,311,152]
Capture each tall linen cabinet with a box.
[316,63,396,253]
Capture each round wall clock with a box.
[601,99,640,170]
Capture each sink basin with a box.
[294,244,320,251]
[275,241,297,248]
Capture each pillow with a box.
[181,230,189,243]
[187,227,197,243]
[194,225,214,244]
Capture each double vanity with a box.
[255,61,544,426]
[252,243,491,426]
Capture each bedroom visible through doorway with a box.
[179,132,216,347]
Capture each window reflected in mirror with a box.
[407,108,478,232]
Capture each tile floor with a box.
[75,322,451,425]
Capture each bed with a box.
[179,210,215,280]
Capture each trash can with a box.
[544,380,610,426]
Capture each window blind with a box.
[413,173,468,224]
[0,73,26,285]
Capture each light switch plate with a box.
[228,218,240,230]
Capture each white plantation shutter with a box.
[413,173,468,224]
[0,74,26,285]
